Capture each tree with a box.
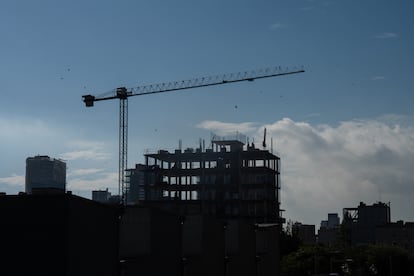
[281,245,332,276]
[280,220,302,257]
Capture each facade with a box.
[25,155,66,194]
[318,213,340,245]
[376,221,414,255]
[124,136,282,275]
[92,189,122,204]
[320,213,340,229]
[126,137,281,224]
[327,213,340,228]
[119,206,279,276]
[343,201,391,245]
[293,222,316,245]
[92,188,111,203]
[119,206,182,276]
[0,193,119,276]
[125,164,146,204]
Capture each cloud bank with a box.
[60,140,111,161]
[67,172,117,192]
[196,120,258,136]
[0,174,24,187]
[198,117,414,225]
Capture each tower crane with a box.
[82,66,304,204]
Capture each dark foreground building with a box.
[2,137,282,276]
[123,136,283,275]
[0,193,119,276]
[119,205,279,276]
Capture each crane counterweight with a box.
[82,95,95,107]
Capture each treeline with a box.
[280,227,414,275]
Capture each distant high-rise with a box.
[25,155,66,194]
[318,213,340,245]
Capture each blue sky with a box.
[1,0,413,226]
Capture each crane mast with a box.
[82,66,304,204]
[118,88,128,200]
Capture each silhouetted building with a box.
[125,164,146,204]
[255,223,280,276]
[318,227,340,246]
[224,219,256,276]
[343,201,391,245]
[376,220,414,255]
[124,135,282,275]
[126,135,282,224]
[92,188,111,203]
[320,213,340,229]
[92,189,122,205]
[318,213,340,245]
[0,192,119,276]
[119,206,182,276]
[293,222,316,245]
[118,205,278,276]
[108,194,121,204]
[25,155,66,194]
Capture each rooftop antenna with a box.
[262,127,267,148]
[179,139,182,150]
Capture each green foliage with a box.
[281,245,331,276]
[281,244,414,276]
[345,244,413,275]
[280,228,302,257]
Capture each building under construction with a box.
[126,134,282,224]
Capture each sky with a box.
[1,0,413,227]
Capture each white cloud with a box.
[372,76,385,81]
[68,168,105,177]
[60,140,111,161]
[197,120,258,136]
[67,172,117,191]
[262,117,414,225]
[374,32,398,39]
[269,23,284,30]
[0,116,55,141]
[0,174,24,187]
[60,150,111,161]
[199,117,414,225]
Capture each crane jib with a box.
[81,66,305,204]
[83,68,304,104]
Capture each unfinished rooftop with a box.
[126,135,282,223]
